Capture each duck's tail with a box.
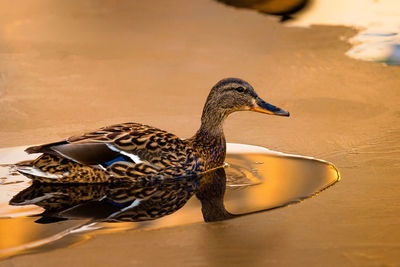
[16,154,110,184]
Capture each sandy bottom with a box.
[0,0,400,266]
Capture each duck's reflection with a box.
[10,168,236,224]
[196,168,234,222]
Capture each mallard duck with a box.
[17,78,289,183]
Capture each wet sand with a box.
[1,0,400,266]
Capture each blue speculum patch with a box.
[104,155,131,167]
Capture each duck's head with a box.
[201,78,289,130]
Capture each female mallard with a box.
[17,78,289,183]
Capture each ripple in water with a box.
[0,143,340,258]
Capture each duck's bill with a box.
[250,97,290,117]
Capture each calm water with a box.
[218,0,400,65]
[0,143,339,258]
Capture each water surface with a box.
[218,0,400,65]
[0,143,339,258]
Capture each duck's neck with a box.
[198,97,229,136]
[191,104,228,170]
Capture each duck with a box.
[16,78,289,184]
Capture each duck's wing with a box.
[25,123,191,169]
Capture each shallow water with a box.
[218,0,400,65]
[0,143,339,259]
[288,0,400,65]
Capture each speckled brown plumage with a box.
[17,78,289,183]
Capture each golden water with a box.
[0,143,339,258]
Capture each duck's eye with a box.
[236,87,245,93]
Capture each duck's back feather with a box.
[21,123,200,183]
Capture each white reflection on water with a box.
[290,0,400,64]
